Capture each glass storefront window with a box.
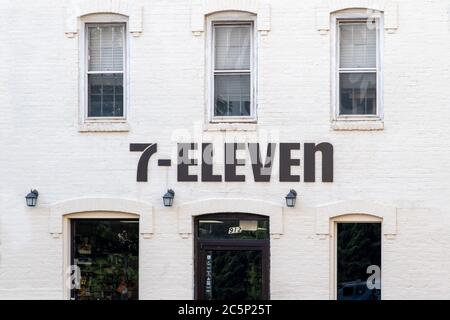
[71,219,139,300]
[337,223,381,300]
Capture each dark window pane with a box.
[337,223,381,301]
[339,73,376,115]
[103,83,114,95]
[90,81,102,95]
[198,218,269,240]
[71,219,139,300]
[115,84,123,95]
[243,101,251,116]
[215,98,227,116]
[88,73,124,117]
[214,74,251,117]
[89,95,102,117]
[343,286,353,297]
[102,95,114,116]
[115,95,123,116]
[206,250,262,300]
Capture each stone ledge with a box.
[315,200,397,236]
[78,122,130,132]
[331,120,384,131]
[48,197,153,236]
[64,0,143,37]
[315,0,398,34]
[204,122,257,132]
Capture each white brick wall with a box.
[1,0,450,299]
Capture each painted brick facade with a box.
[1,0,450,299]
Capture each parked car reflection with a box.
[337,280,380,300]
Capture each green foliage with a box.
[73,220,139,300]
[210,250,262,300]
[337,223,381,284]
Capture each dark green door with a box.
[195,214,270,300]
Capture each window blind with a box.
[88,25,124,72]
[339,22,376,69]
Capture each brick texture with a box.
[1,0,450,299]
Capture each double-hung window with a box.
[211,21,255,121]
[86,23,125,119]
[335,14,382,119]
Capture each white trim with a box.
[331,10,384,126]
[315,200,397,237]
[85,22,127,120]
[331,120,384,131]
[177,198,284,238]
[52,197,153,299]
[203,122,257,131]
[315,0,398,34]
[48,198,153,237]
[79,16,130,128]
[190,0,271,35]
[206,12,258,123]
[78,122,130,132]
[64,0,143,37]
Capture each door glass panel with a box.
[71,219,139,300]
[196,215,269,300]
[337,223,381,300]
[205,250,262,300]
[198,219,269,240]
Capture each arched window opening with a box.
[331,214,382,300]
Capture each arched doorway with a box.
[195,213,270,300]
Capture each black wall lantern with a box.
[162,189,175,207]
[285,189,297,208]
[25,189,39,207]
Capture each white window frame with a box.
[330,215,383,300]
[206,12,257,123]
[331,10,384,122]
[79,14,129,125]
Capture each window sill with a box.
[331,120,384,131]
[204,122,257,132]
[78,122,130,132]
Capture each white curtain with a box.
[214,25,251,70]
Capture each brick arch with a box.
[329,0,385,13]
[190,0,271,35]
[64,0,143,37]
[177,198,284,238]
[315,200,397,238]
[315,0,398,34]
[48,198,153,238]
